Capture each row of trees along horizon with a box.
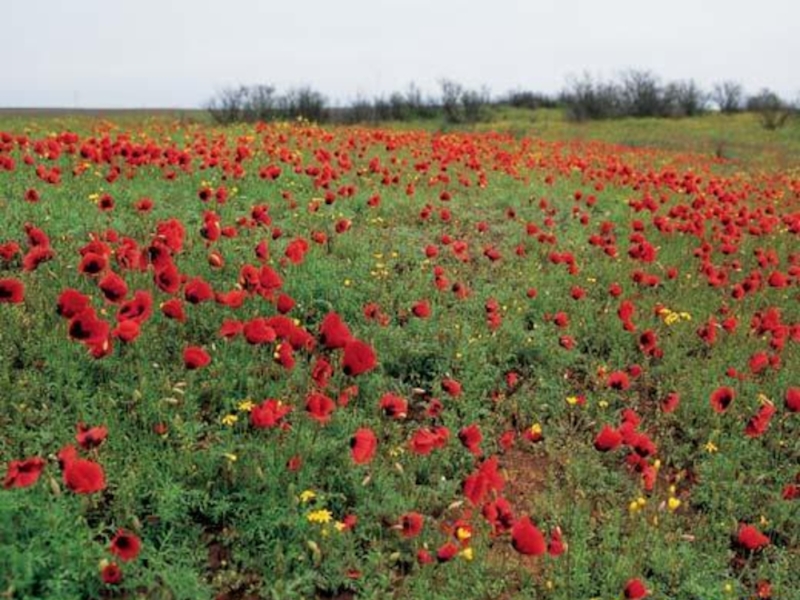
[206,70,797,130]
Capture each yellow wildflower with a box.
[664,312,680,326]
[237,399,255,412]
[221,414,238,426]
[307,509,333,524]
[299,490,317,504]
[667,497,681,512]
[704,440,718,453]
[459,547,474,561]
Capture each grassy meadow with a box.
[0,110,798,600]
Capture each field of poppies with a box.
[0,115,798,600]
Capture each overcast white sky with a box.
[3,0,797,108]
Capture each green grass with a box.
[0,114,798,599]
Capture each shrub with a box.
[341,95,375,124]
[662,80,707,117]
[562,74,624,121]
[205,85,328,124]
[747,88,792,130]
[440,79,490,124]
[504,90,559,110]
[278,87,328,123]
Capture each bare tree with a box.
[712,81,743,113]
[206,86,248,124]
[620,70,664,117]
[440,79,465,123]
[663,80,707,117]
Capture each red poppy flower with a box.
[184,277,214,304]
[276,293,295,314]
[0,278,24,304]
[284,238,310,265]
[243,318,277,345]
[305,392,336,423]
[112,319,140,343]
[3,457,46,489]
[117,291,153,324]
[624,578,648,599]
[482,496,514,534]
[160,298,186,322]
[745,404,776,438]
[24,224,50,248]
[98,272,128,303]
[215,289,246,309]
[442,378,462,398]
[342,339,377,377]
[409,426,449,456]
[22,245,54,271]
[737,524,770,551]
[68,309,110,344]
[98,193,114,211]
[463,456,504,505]
[154,262,181,294]
[109,529,141,562]
[398,512,424,538]
[259,265,283,294]
[24,188,40,203]
[785,387,800,412]
[499,430,516,451]
[183,346,211,370]
[274,342,295,370]
[548,527,566,556]
[458,424,483,456]
[135,197,154,212]
[101,562,123,585]
[511,516,546,555]
[379,393,408,419]
[436,542,459,563]
[319,312,352,349]
[411,300,431,318]
[63,458,106,494]
[76,423,108,449]
[250,398,292,429]
[559,335,575,350]
[710,386,735,413]
[218,319,243,339]
[594,425,623,452]
[57,289,91,318]
[78,252,108,277]
[0,241,21,262]
[660,392,680,413]
[350,428,378,464]
[607,371,630,391]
